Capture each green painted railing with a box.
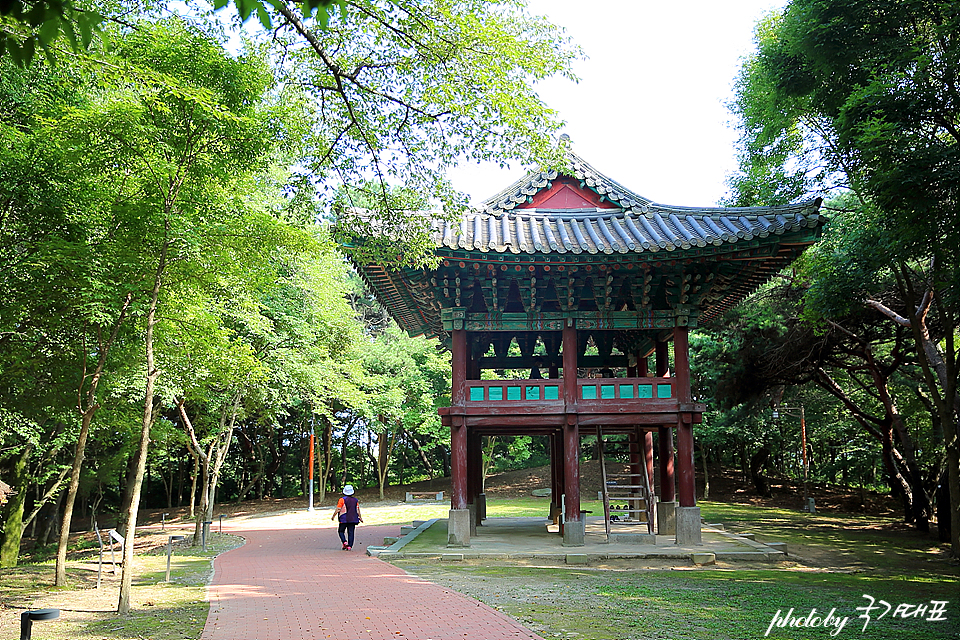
[579,378,674,401]
[464,378,675,403]
[467,380,561,402]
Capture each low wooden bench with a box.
[404,491,444,502]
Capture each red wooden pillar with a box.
[658,427,675,502]
[467,335,481,381]
[643,430,655,493]
[562,321,583,545]
[673,327,695,508]
[550,431,563,523]
[468,430,483,528]
[451,328,468,511]
[655,341,670,377]
[656,339,675,502]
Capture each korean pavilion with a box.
[351,148,824,547]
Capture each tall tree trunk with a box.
[320,417,333,502]
[56,294,132,586]
[374,426,395,501]
[189,452,199,519]
[404,428,436,481]
[118,232,168,615]
[750,446,771,497]
[0,445,31,567]
[181,394,240,544]
[868,279,960,557]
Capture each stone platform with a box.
[367,516,785,564]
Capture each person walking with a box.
[332,485,362,550]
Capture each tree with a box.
[0,58,141,571]
[270,0,578,266]
[5,0,578,268]
[728,0,960,557]
[357,326,449,498]
[695,276,940,526]
[0,0,341,66]
[44,17,312,611]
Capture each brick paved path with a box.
[201,521,543,640]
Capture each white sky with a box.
[447,0,788,208]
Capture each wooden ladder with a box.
[597,427,656,537]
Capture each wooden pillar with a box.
[451,329,468,510]
[550,432,563,523]
[655,340,670,377]
[637,352,649,377]
[562,321,583,545]
[673,325,700,544]
[673,327,695,507]
[643,430,655,493]
[468,430,483,529]
[657,337,676,499]
[656,336,678,534]
[467,338,481,381]
[658,427,675,502]
[448,328,471,546]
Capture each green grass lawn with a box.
[397,563,958,640]
[391,497,960,640]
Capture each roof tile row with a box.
[444,149,822,255]
[433,206,821,255]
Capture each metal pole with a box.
[801,405,810,509]
[95,520,103,589]
[165,535,184,582]
[308,417,316,512]
[165,537,172,582]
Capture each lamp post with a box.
[20,609,59,640]
[773,404,813,513]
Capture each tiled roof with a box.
[433,201,822,255]
[480,152,654,214]
[350,148,825,339]
[432,151,822,255]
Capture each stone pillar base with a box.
[477,493,487,522]
[657,501,677,535]
[562,514,585,546]
[467,503,477,537]
[675,506,702,546]
[447,509,471,547]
